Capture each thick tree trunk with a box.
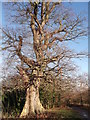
[20,84,44,118]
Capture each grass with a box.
[2,107,84,119]
[45,107,83,120]
[59,109,82,119]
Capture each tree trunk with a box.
[20,84,44,118]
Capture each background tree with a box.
[1,1,87,118]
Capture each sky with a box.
[0,0,89,2]
[67,2,88,74]
[0,2,2,81]
[0,2,88,80]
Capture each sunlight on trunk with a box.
[20,85,44,118]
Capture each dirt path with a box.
[71,106,88,119]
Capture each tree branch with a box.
[17,66,29,83]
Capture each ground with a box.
[27,106,87,120]
[1,105,88,119]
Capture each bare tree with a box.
[1,2,87,118]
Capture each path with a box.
[71,106,89,119]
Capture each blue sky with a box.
[0,2,88,77]
[0,2,2,81]
[67,2,88,74]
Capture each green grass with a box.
[46,107,82,120]
[2,107,83,119]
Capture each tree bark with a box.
[20,84,44,118]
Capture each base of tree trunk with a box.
[20,85,45,118]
